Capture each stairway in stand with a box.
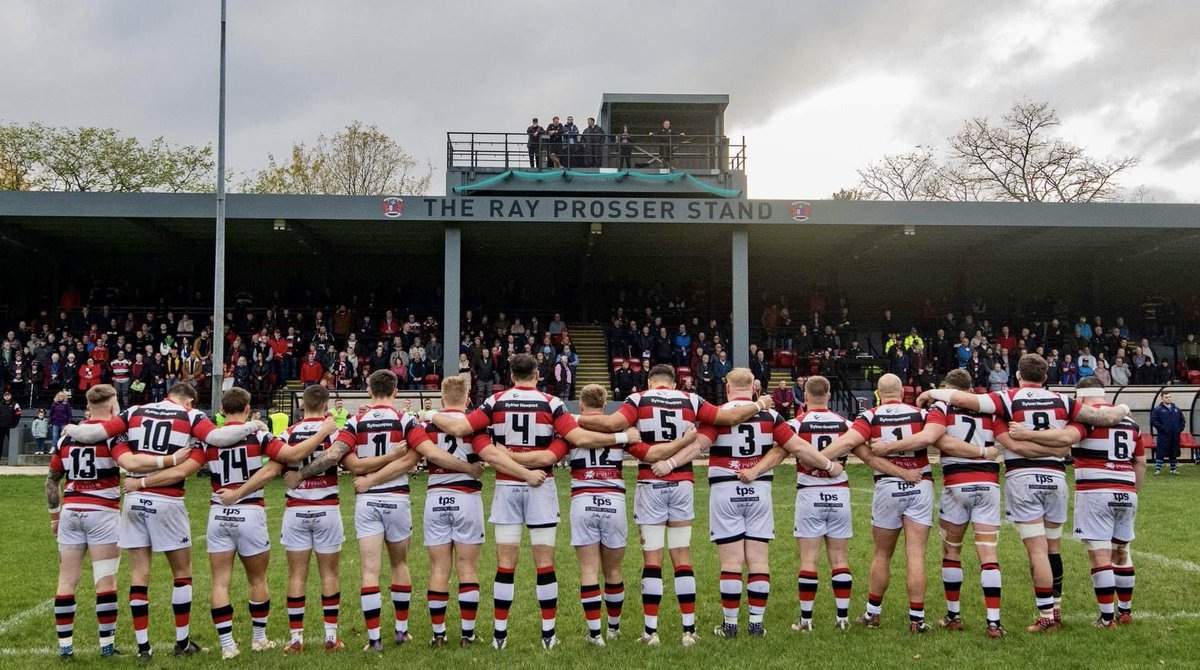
[568,325,611,394]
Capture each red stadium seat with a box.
[808,356,820,375]
[777,350,796,368]
[972,387,986,394]
[423,374,440,390]
[612,357,625,371]
[1180,433,1197,460]
[1189,371,1200,385]
[677,366,692,378]
[1176,361,1188,381]
[1137,434,1155,452]
[902,385,917,405]
[629,359,643,372]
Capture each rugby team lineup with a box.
[45,351,1145,660]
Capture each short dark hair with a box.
[647,364,676,382]
[1076,376,1105,390]
[167,380,198,402]
[221,387,251,415]
[510,353,537,382]
[368,369,398,398]
[1017,354,1048,384]
[943,368,973,391]
[302,384,329,413]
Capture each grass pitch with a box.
[1,464,1197,669]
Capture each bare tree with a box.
[244,121,433,195]
[855,148,942,201]
[945,100,1138,202]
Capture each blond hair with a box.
[441,375,468,405]
[579,384,607,410]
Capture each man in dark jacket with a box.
[0,390,23,459]
[582,117,606,168]
[613,360,635,400]
[1150,392,1186,475]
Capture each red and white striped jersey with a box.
[619,386,720,483]
[569,443,627,496]
[1073,407,1142,493]
[424,410,487,494]
[700,399,796,485]
[936,401,1000,487]
[463,386,577,484]
[336,405,429,496]
[49,423,125,511]
[281,418,338,507]
[788,409,851,488]
[851,400,942,483]
[108,400,214,499]
[987,385,1083,478]
[109,358,132,383]
[205,423,286,506]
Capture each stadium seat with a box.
[1189,370,1200,385]
[629,359,643,372]
[1180,433,1197,461]
[902,385,917,405]
[777,350,796,368]
[677,366,692,378]
[1137,434,1155,452]
[1176,361,1188,380]
[612,356,625,371]
[808,356,820,375]
[423,374,440,390]
[972,387,986,394]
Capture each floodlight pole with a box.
[210,0,227,412]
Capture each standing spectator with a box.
[251,353,270,395]
[409,353,428,390]
[1059,354,1079,384]
[77,356,102,393]
[673,324,692,367]
[713,350,732,402]
[164,348,182,389]
[535,352,552,393]
[955,336,972,368]
[544,115,564,168]
[1150,392,1185,476]
[31,408,50,454]
[474,348,496,404]
[1183,333,1200,371]
[987,362,1009,392]
[750,348,771,390]
[426,335,444,374]
[553,354,574,401]
[548,313,567,336]
[109,350,132,407]
[696,353,715,401]
[582,117,606,167]
[613,359,635,401]
[299,350,324,387]
[526,117,544,169]
[49,391,72,447]
[633,359,650,395]
[1093,353,1112,385]
[616,125,633,169]
[655,119,676,167]
[653,327,673,365]
[0,390,21,459]
[562,115,580,167]
[771,380,794,419]
[887,346,910,381]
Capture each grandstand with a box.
[4,92,1200,463]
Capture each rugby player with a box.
[919,354,1130,631]
[355,375,548,648]
[507,383,697,646]
[286,371,482,653]
[574,363,767,646]
[693,368,841,639]
[429,353,639,651]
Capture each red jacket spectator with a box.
[268,333,289,359]
[91,342,110,367]
[379,311,399,337]
[78,360,103,391]
[299,353,324,385]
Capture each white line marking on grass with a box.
[0,600,52,637]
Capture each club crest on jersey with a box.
[382,196,405,218]
[789,200,811,222]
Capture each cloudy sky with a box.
[3,0,1197,201]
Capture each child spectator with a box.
[32,408,50,454]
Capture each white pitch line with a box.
[0,600,52,637]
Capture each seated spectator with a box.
[1059,354,1079,385]
[987,362,1008,392]
[408,353,428,390]
[1110,355,1131,386]
[299,350,324,387]
[771,380,793,419]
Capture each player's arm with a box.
[123,455,204,491]
[290,438,354,482]
[934,434,999,460]
[339,441,409,475]
[575,412,630,432]
[562,425,641,449]
[199,420,272,447]
[413,438,484,477]
[62,416,128,443]
[736,444,789,482]
[1073,403,1131,427]
[114,446,195,473]
[216,460,284,506]
[710,397,772,425]
[45,465,64,534]
[508,449,560,468]
[653,432,706,477]
[1005,424,1082,448]
[918,389,987,412]
[820,430,867,460]
[636,426,698,462]
[780,434,844,476]
[994,431,1071,458]
[852,444,923,483]
[354,450,423,493]
[871,422,947,456]
[478,442,548,486]
[272,418,340,464]
[429,411,479,437]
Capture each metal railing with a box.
[447,132,746,172]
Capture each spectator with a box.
[1134,356,1156,384]
[457,352,472,382]
[427,334,444,372]
[0,390,21,459]
[1093,353,1111,385]
[251,353,270,394]
[1110,355,1131,386]
[31,408,49,454]
[582,116,606,168]
[1150,392,1185,476]
[655,119,676,167]
[613,359,635,401]
[751,348,771,390]
[369,343,389,375]
[332,398,349,428]
[888,346,910,381]
[673,324,692,367]
[987,362,1008,392]
[110,350,132,407]
[1059,354,1079,384]
[391,355,411,389]
[544,116,563,168]
[713,350,732,401]
[548,313,567,336]
[771,380,793,419]
[409,353,428,390]
[536,352,552,393]
[526,117,544,169]
[232,356,252,390]
[562,115,581,168]
[474,348,496,404]
[299,351,324,387]
[553,354,574,401]
[1077,348,1097,378]
[1184,333,1200,371]
[955,336,972,368]
[48,390,72,446]
[150,373,166,403]
[653,327,673,365]
[696,353,716,401]
[616,125,633,169]
[1156,360,1174,385]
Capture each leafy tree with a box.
[242,121,433,195]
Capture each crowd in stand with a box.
[0,286,581,415]
[525,117,681,170]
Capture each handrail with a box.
[446,131,745,172]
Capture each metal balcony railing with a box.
[446,132,746,172]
